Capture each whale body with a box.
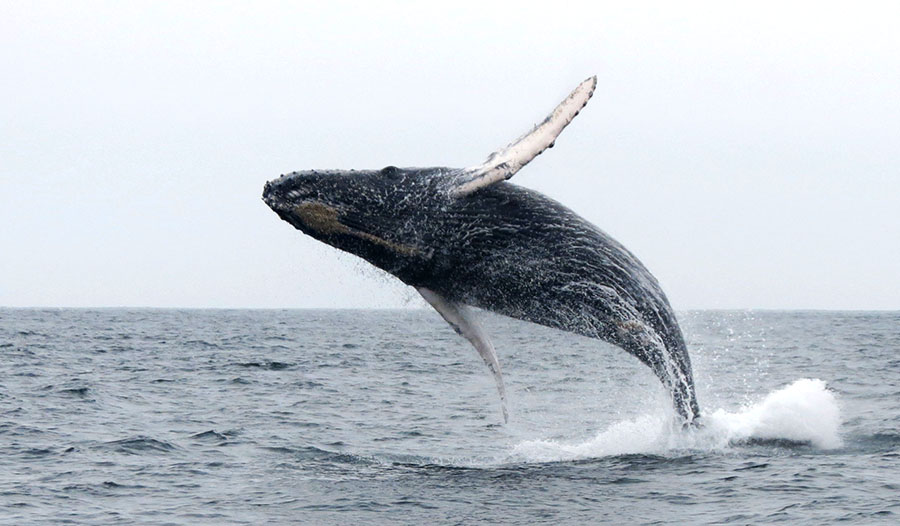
[263,77,701,423]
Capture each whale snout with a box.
[262,172,313,213]
[262,178,288,211]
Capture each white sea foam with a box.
[510,378,842,462]
[705,378,842,449]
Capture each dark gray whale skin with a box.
[263,166,701,422]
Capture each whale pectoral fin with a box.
[417,287,509,423]
[451,76,597,196]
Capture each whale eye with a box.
[381,166,400,179]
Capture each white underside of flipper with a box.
[451,76,597,196]
[417,287,509,423]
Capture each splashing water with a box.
[510,379,842,462]
[706,378,842,449]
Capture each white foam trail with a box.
[511,414,669,462]
[510,379,842,462]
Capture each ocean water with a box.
[1,308,898,525]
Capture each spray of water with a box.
[509,378,841,462]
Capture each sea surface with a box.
[1,308,898,524]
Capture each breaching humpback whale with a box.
[263,77,701,424]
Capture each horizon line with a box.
[2,305,898,313]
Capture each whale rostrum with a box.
[263,76,701,424]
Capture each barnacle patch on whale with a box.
[294,202,348,235]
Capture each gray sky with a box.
[2,1,898,309]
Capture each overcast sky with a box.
[2,1,898,309]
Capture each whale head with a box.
[263,77,596,277]
[262,166,460,280]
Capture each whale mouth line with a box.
[287,202,422,257]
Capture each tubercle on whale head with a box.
[262,166,457,276]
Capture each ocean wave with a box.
[98,436,179,455]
